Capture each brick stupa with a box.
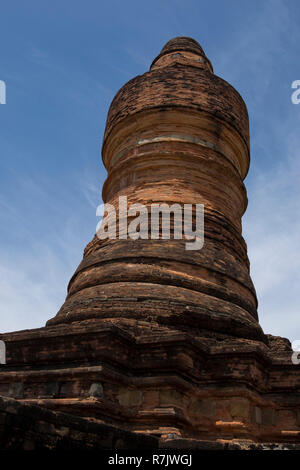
[1,37,300,450]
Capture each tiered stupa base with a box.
[1,316,300,447]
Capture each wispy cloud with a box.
[0,169,98,332]
[244,122,300,342]
[0,248,69,332]
[208,0,300,342]
[1,0,299,344]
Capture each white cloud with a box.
[244,128,300,342]
[0,170,98,333]
[0,250,69,332]
[207,0,300,343]
[1,0,299,345]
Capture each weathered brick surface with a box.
[48,35,256,338]
[103,64,249,158]
[0,395,157,450]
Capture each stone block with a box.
[8,382,23,399]
[143,391,159,407]
[159,389,182,406]
[23,439,35,450]
[0,412,6,425]
[188,398,215,417]
[117,389,142,407]
[88,383,104,399]
[262,408,277,426]
[44,382,61,397]
[253,406,262,424]
[230,400,249,419]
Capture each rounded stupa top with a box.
[103,36,250,178]
[150,36,213,72]
[160,36,205,57]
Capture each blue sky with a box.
[0,0,299,341]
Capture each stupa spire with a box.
[150,36,213,72]
[47,35,259,344]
